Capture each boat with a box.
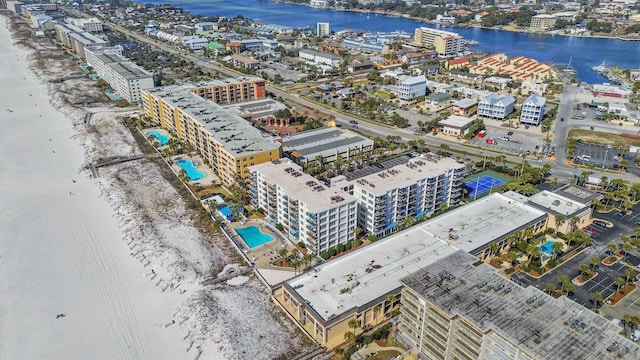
[464,39,479,46]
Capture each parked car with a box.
[593,220,607,227]
[498,136,509,141]
[507,131,514,136]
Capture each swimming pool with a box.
[176,159,205,180]
[146,131,169,145]
[235,226,275,249]
[539,241,556,255]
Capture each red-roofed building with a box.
[446,56,470,69]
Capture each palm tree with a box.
[554,214,566,236]
[564,282,576,296]
[615,277,626,292]
[546,283,557,295]
[590,291,604,311]
[590,257,600,271]
[622,242,633,261]
[552,242,564,259]
[508,250,519,266]
[372,304,381,321]
[348,318,362,338]
[607,243,618,256]
[578,263,589,278]
[625,268,635,283]
[570,216,580,233]
[488,242,500,260]
[343,331,354,345]
[558,275,569,291]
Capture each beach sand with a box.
[0,13,312,360]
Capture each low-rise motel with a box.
[273,192,547,348]
[140,86,281,186]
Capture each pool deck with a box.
[229,220,296,272]
[170,154,218,185]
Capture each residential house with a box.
[452,98,478,116]
[425,92,452,111]
[520,93,547,126]
[477,92,515,120]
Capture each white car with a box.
[498,136,509,141]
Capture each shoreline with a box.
[283,1,625,41]
[0,11,312,360]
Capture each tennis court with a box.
[464,174,506,198]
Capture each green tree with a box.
[546,283,557,295]
[615,277,626,292]
[590,291,604,311]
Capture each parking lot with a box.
[573,143,625,169]
[466,123,553,158]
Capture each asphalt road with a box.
[67,8,640,184]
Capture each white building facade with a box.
[343,153,465,237]
[520,93,546,125]
[477,92,516,120]
[396,75,427,101]
[250,161,357,254]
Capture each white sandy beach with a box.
[0,13,311,360]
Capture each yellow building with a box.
[141,87,281,186]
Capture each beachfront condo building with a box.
[273,193,548,348]
[250,161,357,255]
[530,14,557,31]
[520,93,547,126]
[477,92,516,120]
[413,27,464,57]
[190,77,266,105]
[140,87,281,187]
[85,48,155,103]
[54,23,107,60]
[316,22,330,36]
[69,17,103,33]
[339,153,465,237]
[397,250,640,360]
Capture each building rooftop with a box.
[68,31,107,46]
[191,76,264,88]
[524,92,547,107]
[349,154,465,196]
[96,53,153,79]
[527,190,589,218]
[438,115,474,129]
[285,193,546,324]
[553,184,603,205]
[401,250,640,360]
[282,127,373,159]
[453,98,478,108]
[250,160,356,212]
[482,92,516,105]
[426,92,451,101]
[145,87,280,157]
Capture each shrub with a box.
[328,247,337,257]
[297,241,306,248]
[345,241,353,250]
[556,232,567,240]
[505,268,514,275]
[337,244,346,253]
[354,239,363,247]
[544,227,555,235]
[547,259,557,268]
[531,259,542,268]
[368,234,377,242]
[320,251,330,260]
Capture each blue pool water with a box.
[540,241,555,255]
[176,159,205,180]
[235,226,275,249]
[147,131,169,145]
[219,205,233,221]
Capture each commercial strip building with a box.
[477,92,516,120]
[438,115,475,137]
[520,93,547,126]
[413,27,464,57]
[273,193,547,348]
[140,87,281,186]
[85,48,154,103]
[398,250,640,360]
[190,77,266,105]
[250,161,357,254]
[281,127,374,166]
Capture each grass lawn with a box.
[375,91,395,99]
[569,129,640,147]
[370,350,402,360]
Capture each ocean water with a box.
[136,0,640,83]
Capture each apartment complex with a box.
[299,49,342,66]
[85,48,155,103]
[414,27,464,57]
[316,22,330,36]
[530,14,557,30]
[69,17,103,33]
[468,53,557,83]
[54,23,107,60]
[273,193,547,348]
[342,153,466,237]
[520,93,547,125]
[282,127,373,166]
[250,161,357,254]
[398,250,640,360]
[477,92,516,120]
[140,87,281,186]
[190,77,266,105]
[396,75,427,101]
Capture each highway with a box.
[66,7,639,183]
